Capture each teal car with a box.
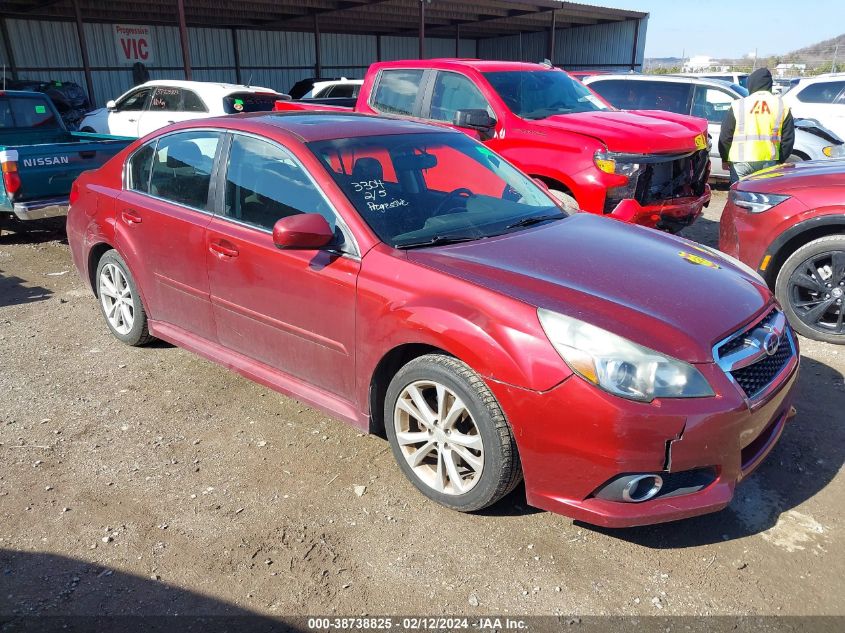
[0,90,133,232]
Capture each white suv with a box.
[80,80,286,138]
[783,73,845,140]
[583,73,845,178]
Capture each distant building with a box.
[775,63,807,77]
[683,56,729,72]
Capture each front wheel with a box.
[775,235,845,344]
[384,354,521,512]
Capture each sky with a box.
[603,0,845,59]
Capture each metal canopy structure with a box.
[0,1,647,106]
[1,1,646,39]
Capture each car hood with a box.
[406,214,770,363]
[527,110,708,154]
[739,159,845,191]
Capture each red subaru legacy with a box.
[67,112,798,528]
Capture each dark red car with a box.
[67,112,798,528]
[720,160,845,344]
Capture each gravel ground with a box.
[0,188,843,619]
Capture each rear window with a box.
[222,93,282,114]
[0,97,61,129]
[587,79,692,115]
[371,69,425,116]
[796,81,845,104]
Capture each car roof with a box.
[584,74,741,92]
[137,80,280,95]
[207,111,458,142]
[373,59,556,73]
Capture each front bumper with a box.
[488,335,798,528]
[12,197,69,221]
[609,187,711,232]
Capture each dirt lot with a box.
[1,188,843,620]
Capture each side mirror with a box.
[454,109,496,134]
[106,100,117,111]
[272,214,334,250]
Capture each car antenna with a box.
[540,59,553,69]
[246,73,253,88]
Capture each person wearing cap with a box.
[718,67,795,183]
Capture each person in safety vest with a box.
[718,67,794,183]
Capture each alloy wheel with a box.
[393,380,484,495]
[99,263,135,335]
[788,250,845,334]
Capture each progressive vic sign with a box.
[114,25,154,65]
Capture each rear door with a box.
[115,129,222,340]
[138,87,209,136]
[205,132,359,400]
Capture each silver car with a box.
[582,74,845,179]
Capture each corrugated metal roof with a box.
[1,1,647,40]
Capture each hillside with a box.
[784,33,845,63]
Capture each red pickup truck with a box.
[276,59,712,231]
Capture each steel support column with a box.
[177,0,192,80]
[231,28,242,83]
[377,34,382,61]
[0,18,17,81]
[418,0,425,60]
[630,18,640,70]
[71,0,96,107]
[454,23,460,57]
[314,13,322,78]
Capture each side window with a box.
[796,81,845,104]
[127,142,155,193]
[182,90,207,113]
[223,134,337,235]
[692,86,735,123]
[117,88,150,111]
[149,131,220,209]
[150,87,182,111]
[327,84,356,98]
[371,69,424,116]
[589,80,692,114]
[429,72,491,123]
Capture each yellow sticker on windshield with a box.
[694,133,707,150]
[679,251,720,269]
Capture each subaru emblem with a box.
[762,332,780,356]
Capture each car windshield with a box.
[308,132,565,248]
[223,92,282,114]
[484,70,609,119]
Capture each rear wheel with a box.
[384,354,521,512]
[775,235,845,344]
[95,250,154,346]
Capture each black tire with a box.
[775,235,845,344]
[94,249,154,346]
[384,354,522,512]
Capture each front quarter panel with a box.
[355,245,572,411]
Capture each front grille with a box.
[634,149,709,206]
[730,334,793,398]
[715,309,796,400]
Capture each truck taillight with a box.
[69,180,80,206]
[1,160,21,197]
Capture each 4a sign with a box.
[114,25,154,65]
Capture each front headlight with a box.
[730,190,790,213]
[537,309,714,402]
[594,150,641,177]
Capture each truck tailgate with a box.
[10,134,132,203]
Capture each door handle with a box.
[167,120,175,124]
[127,118,137,122]
[209,240,239,258]
[121,209,142,224]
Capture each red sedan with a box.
[720,160,845,344]
[67,112,798,528]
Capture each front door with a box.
[115,129,222,340]
[138,87,211,137]
[692,85,736,177]
[205,133,359,401]
[108,87,150,137]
